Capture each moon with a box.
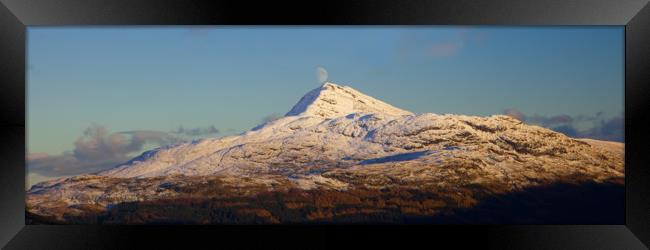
[316,67,328,83]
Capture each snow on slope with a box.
[100,82,413,178]
[27,81,625,220]
[97,81,623,183]
[286,82,413,118]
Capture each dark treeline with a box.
[27,180,623,225]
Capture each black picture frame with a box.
[1,0,649,249]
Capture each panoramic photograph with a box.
[26,27,624,224]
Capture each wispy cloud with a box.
[503,108,526,121]
[503,109,623,142]
[28,125,186,178]
[172,125,220,137]
[261,113,282,123]
[397,28,490,60]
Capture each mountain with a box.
[286,82,413,118]
[26,82,624,224]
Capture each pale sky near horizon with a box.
[26,26,624,185]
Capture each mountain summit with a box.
[286,82,413,118]
[27,81,624,223]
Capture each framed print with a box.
[1,0,649,249]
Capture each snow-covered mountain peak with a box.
[27,80,626,223]
[285,82,414,119]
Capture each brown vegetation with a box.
[26,177,624,225]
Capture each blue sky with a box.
[26,26,624,184]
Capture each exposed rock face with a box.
[26,82,624,223]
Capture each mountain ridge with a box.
[26,81,624,223]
